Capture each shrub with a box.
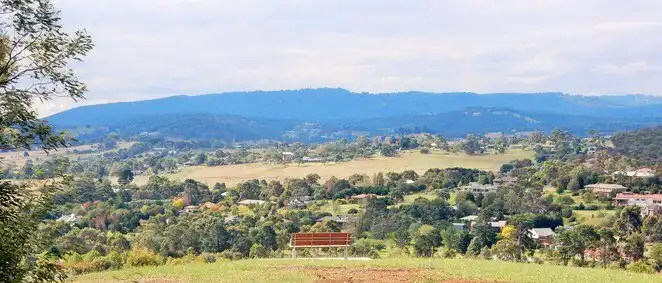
[97,251,126,270]
[166,254,198,265]
[200,253,217,263]
[420,148,430,154]
[126,248,164,267]
[350,239,384,258]
[439,247,457,258]
[387,248,410,258]
[249,244,268,258]
[626,260,655,274]
[347,208,359,214]
[218,250,244,260]
[64,261,104,275]
[479,246,492,260]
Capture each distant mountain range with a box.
[46,88,662,142]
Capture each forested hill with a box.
[45,88,662,141]
[47,88,662,125]
[612,126,662,165]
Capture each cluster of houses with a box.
[458,175,519,195]
[612,193,662,217]
[611,168,656,178]
[583,179,662,217]
[455,216,555,246]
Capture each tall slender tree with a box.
[1,0,93,281]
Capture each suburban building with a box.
[57,213,81,224]
[452,223,467,231]
[350,194,378,200]
[612,193,662,216]
[489,221,507,232]
[460,182,498,195]
[183,205,200,213]
[288,196,314,209]
[494,176,518,187]
[238,199,266,206]
[612,168,656,178]
[529,228,556,246]
[317,215,357,224]
[584,183,627,195]
[301,156,323,162]
[460,215,479,222]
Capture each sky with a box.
[40,0,662,116]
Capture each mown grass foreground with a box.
[72,258,662,283]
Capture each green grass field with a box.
[72,258,662,283]
[132,149,533,186]
[572,210,616,226]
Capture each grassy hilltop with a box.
[72,258,662,283]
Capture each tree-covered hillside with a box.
[46,88,662,126]
[612,126,662,165]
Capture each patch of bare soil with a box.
[134,279,184,283]
[289,267,507,283]
[291,267,429,283]
[439,280,504,283]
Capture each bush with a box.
[387,248,410,258]
[347,208,359,214]
[126,248,164,267]
[98,251,126,270]
[439,247,457,258]
[626,260,655,274]
[219,250,244,260]
[479,246,492,260]
[166,254,198,265]
[249,244,268,258]
[200,253,217,263]
[420,148,430,154]
[350,239,384,258]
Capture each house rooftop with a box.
[530,228,555,237]
[614,193,662,201]
[351,194,378,199]
[460,215,479,221]
[490,221,507,228]
[238,199,266,205]
[585,183,627,189]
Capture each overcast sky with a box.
[41,0,662,116]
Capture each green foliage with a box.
[622,233,645,261]
[350,239,385,258]
[613,206,643,236]
[626,260,655,274]
[648,243,662,271]
[1,0,92,280]
[611,126,662,165]
[491,239,521,261]
[126,248,164,267]
[413,225,441,257]
[249,244,268,258]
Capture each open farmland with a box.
[133,150,533,186]
[71,258,662,283]
[0,141,135,167]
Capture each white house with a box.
[238,199,266,206]
[460,182,498,195]
[57,213,81,224]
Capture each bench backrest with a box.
[290,232,351,247]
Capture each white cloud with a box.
[594,61,662,75]
[34,0,662,116]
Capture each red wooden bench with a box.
[289,232,351,258]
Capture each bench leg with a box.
[344,246,348,260]
[292,247,297,258]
